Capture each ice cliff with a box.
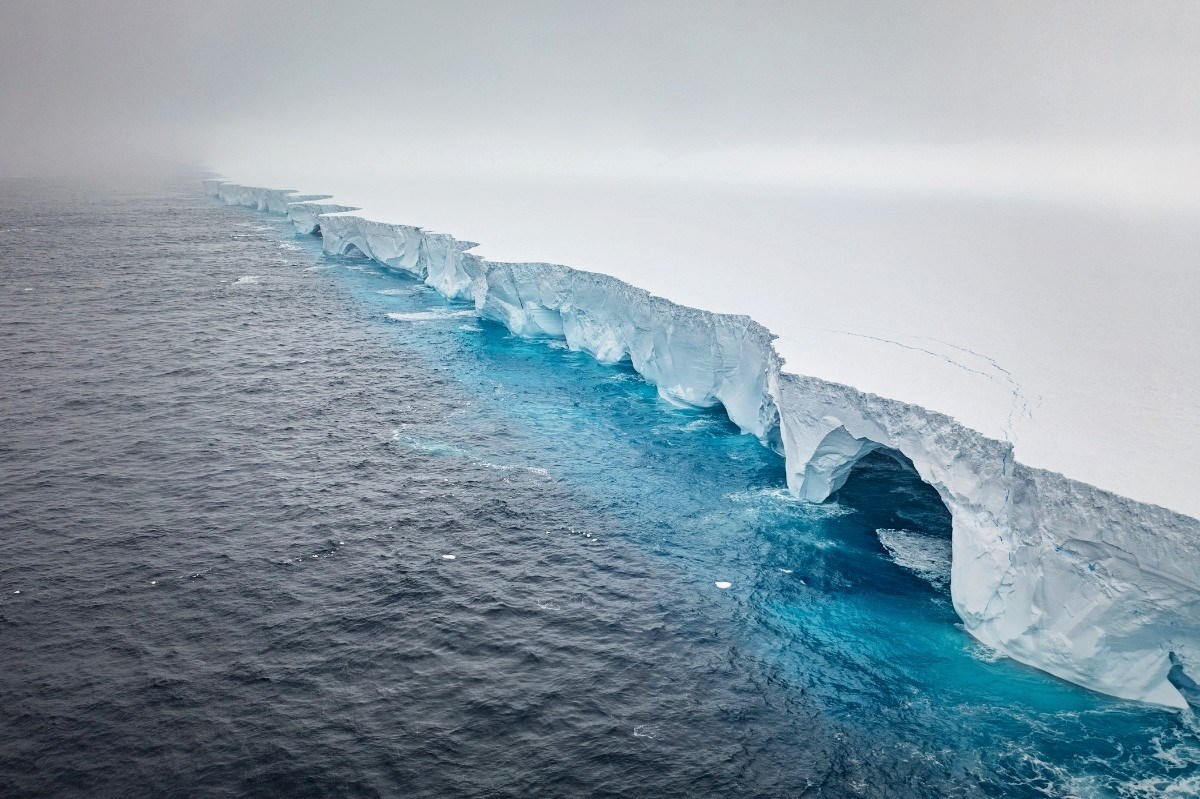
[204,179,1200,710]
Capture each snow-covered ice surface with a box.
[203,175,1200,709]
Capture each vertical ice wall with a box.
[205,180,1200,709]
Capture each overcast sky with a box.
[1,0,1198,208]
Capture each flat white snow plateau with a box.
[205,171,1200,710]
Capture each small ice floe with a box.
[714,581,732,590]
[232,275,261,285]
[442,554,456,560]
[386,310,476,323]
[876,528,952,591]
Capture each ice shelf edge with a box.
[204,178,1200,710]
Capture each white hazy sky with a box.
[1,0,1198,210]
[3,1,1199,513]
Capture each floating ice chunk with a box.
[386,310,476,322]
[442,554,456,560]
[715,581,732,589]
[876,528,952,591]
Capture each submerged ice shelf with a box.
[204,179,1200,710]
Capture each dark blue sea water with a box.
[1,178,1197,797]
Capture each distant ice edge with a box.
[205,179,1200,710]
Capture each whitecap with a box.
[966,640,1006,663]
[391,431,463,457]
[442,554,456,560]
[715,581,732,589]
[232,275,261,285]
[478,461,551,477]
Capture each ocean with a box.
[0,177,1196,797]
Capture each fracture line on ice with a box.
[799,323,1032,447]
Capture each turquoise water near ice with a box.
[296,206,1200,797]
[0,180,1196,796]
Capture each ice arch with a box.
[778,374,1198,707]
[339,242,370,259]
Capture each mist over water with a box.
[1,179,1197,797]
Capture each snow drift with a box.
[204,178,1200,709]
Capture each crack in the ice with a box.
[800,324,1033,450]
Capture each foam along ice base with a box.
[204,178,1200,710]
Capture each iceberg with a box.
[203,178,1200,709]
